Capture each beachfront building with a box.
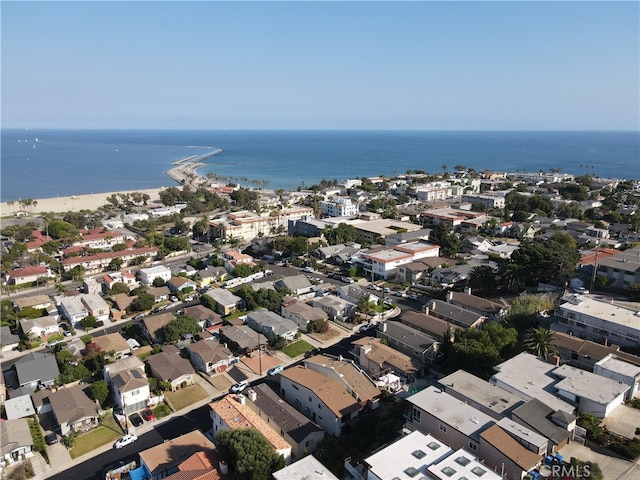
[71,228,126,249]
[320,196,359,217]
[209,207,314,243]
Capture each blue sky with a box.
[2,1,638,130]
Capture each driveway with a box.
[558,443,635,480]
[602,404,640,439]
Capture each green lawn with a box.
[164,383,208,411]
[69,416,122,459]
[281,340,313,358]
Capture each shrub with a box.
[609,438,640,460]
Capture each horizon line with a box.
[2,127,639,133]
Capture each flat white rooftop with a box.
[427,448,502,480]
[491,352,574,413]
[365,431,453,480]
[272,455,339,480]
[558,296,640,329]
[553,365,629,404]
[407,386,494,438]
[440,369,525,416]
[596,354,640,378]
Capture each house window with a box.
[294,399,301,409]
[309,396,312,402]
[293,385,299,390]
[412,408,421,421]
[427,442,441,450]
[456,456,471,466]
[468,442,477,452]
[439,423,447,432]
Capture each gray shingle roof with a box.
[14,351,60,387]
[250,384,324,443]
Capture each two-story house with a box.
[244,384,325,460]
[280,301,328,333]
[279,356,381,437]
[210,394,292,464]
[104,356,149,413]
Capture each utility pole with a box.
[590,240,601,293]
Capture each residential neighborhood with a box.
[1,169,640,480]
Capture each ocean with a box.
[1,129,638,202]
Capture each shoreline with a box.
[0,149,224,216]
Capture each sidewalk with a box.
[38,375,223,480]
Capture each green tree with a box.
[468,266,497,295]
[47,220,79,240]
[152,277,167,287]
[215,428,285,480]
[192,217,210,240]
[130,292,155,312]
[234,264,253,278]
[200,294,217,312]
[108,282,130,296]
[163,315,201,343]
[356,295,377,322]
[429,222,460,257]
[81,315,98,329]
[107,258,123,271]
[89,380,110,406]
[524,327,559,359]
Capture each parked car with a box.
[230,380,249,393]
[267,365,284,376]
[304,347,321,358]
[170,295,179,302]
[114,434,138,449]
[359,322,377,332]
[45,433,58,445]
[129,412,143,427]
[302,266,315,273]
[183,295,194,302]
[141,408,155,421]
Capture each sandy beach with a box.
[0,188,167,216]
[0,150,222,217]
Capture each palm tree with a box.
[356,295,377,323]
[468,265,497,295]
[524,327,559,359]
[500,263,525,293]
[192,217,210,241]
